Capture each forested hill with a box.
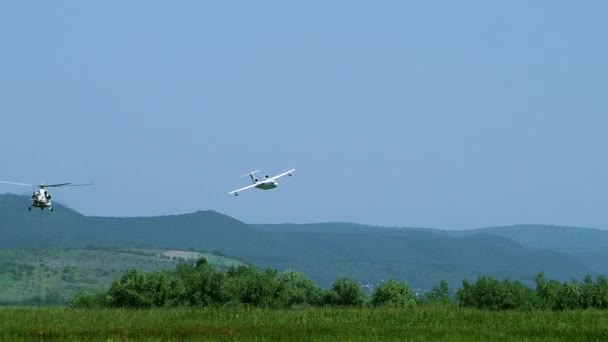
[444,225,608,276]
[0,194,601,289]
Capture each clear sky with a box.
[1,1,607,229]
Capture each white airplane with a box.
[0,181,92,211]
[229,169,295,196]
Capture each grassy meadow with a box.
[2,306,608,341]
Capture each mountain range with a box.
[1,194,606,290]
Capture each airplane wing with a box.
[266,169,295,181]
[228,183,258,195]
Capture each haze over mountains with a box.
[0,194,605,290]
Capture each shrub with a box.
[324,278,365,307]
[371,279,416,308]
[425,280,453,305]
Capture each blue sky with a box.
[0,1,607,228]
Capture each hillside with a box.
[447,225,608,251]
[258,223,608,277]
[0,194,596,290]
[253,225,590,288]
[0,247,245,304]
[447,225,608,276]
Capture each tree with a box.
[535,272,560,310]
[219,266,282,308]
[580,275,595,309]
[324,278,365,307]
[189,267,227,307]
[594,275,608,309]
[178,258,227,307]
[425,280,453,305]
[107,270,181,308]
[276,270,323,308]
[69,291,109,308]
[554,280,582,310]
[371,279,416,307]
[239,268,281,308]
[456,276,539,310]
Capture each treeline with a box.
[70,258,608,311]
[457,273,608,310]
[70,258,427,309]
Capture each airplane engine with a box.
[265,175,269,179]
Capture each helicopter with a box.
[0,181,92,211]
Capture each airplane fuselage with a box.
[255,181,278,190]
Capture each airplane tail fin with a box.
[240,170,261,184]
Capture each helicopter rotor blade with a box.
[40,183,72,188]
[0,181,34,187]
[42,182,94,188]
[65,183,94,187]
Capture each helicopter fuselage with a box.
[30,189,52,210]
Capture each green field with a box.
[0,248,245,304]
[1,307,608,341]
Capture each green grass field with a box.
[1,306,608,341]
